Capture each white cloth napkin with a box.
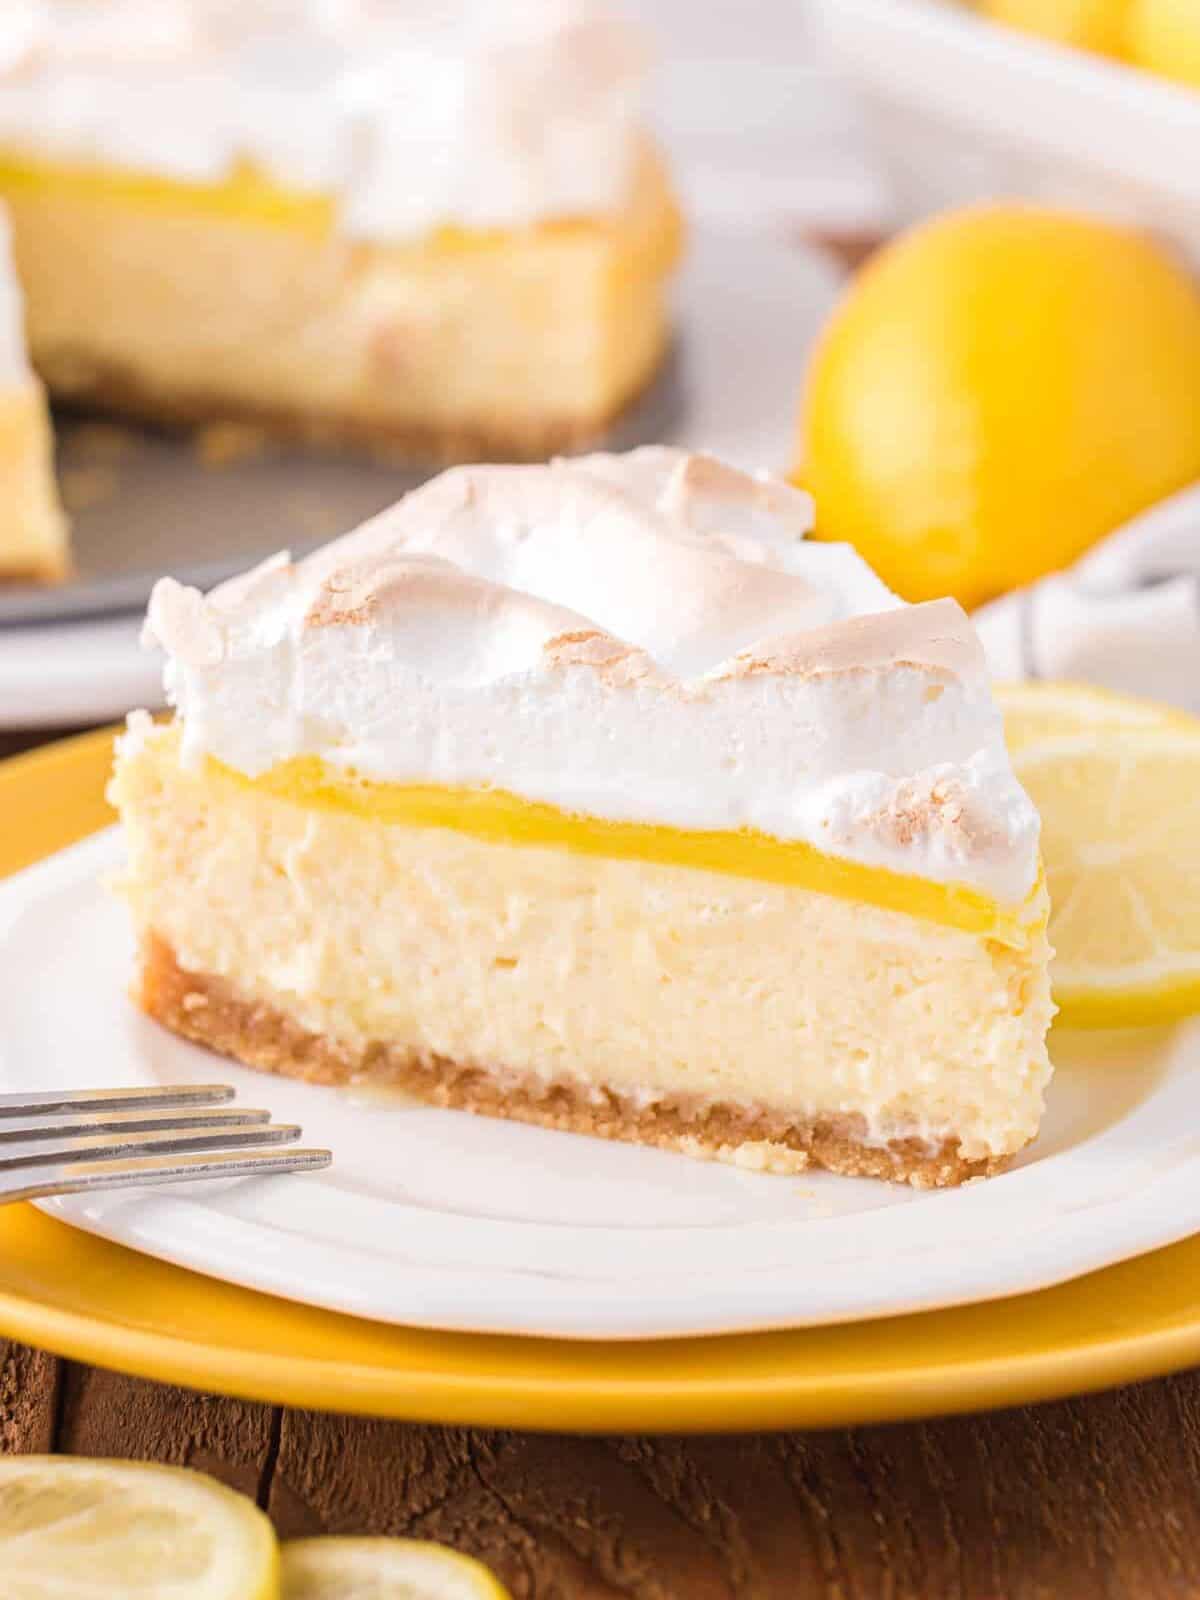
[973,483,1200,715]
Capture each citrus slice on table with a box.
[282,1538,510,1599]
[1000,683,1200,1026]
[0,1456,278,1600]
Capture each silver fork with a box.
[0,1084,331,1203]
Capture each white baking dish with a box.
[809,0,1200,258]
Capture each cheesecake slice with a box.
[111,448,1054,1187]
[0,204,66,580]
[0,3,679,461]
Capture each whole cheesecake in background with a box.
[0,0,680,461]
[0,204,66,580]
[110,447,1055,1188]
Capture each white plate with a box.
[0,229,844,729]
[2,827,1199,1341]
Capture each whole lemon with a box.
[1127,0,1200,85]
[797,206,1200,608]
[980,0,1132,56]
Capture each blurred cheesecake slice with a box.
[111,448,1055,1188]
[0,2,680,462]
[0,205,66,581]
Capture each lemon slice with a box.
[995,679,1184,751]
[282,1539,510,1599]
[1000,684,1200,1026]
[0,1456,278,1600]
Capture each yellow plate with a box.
[3,728,1200,1432]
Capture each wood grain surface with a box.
[4,1339,1200,1597]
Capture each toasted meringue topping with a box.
[143,448,1041,902]
[0,0,645,240]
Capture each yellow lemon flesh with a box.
[994,679,1192,748]
[1127,0,1200,85]
[282,1538,511,1600]
[797,205,1200,610]
[999,682,1200,1026]
[980,0,1133,55]
[0,1456,280,1600]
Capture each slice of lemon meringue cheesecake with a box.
[111,447,1054,1187]
[0,0,678,460]
[0,203,66,581]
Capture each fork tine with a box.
[4,1145,332,1205]
[0,1085,236,1118]
[0,1106,273,1143]
[0,1122,304,1172]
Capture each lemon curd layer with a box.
[0,151,335,236]
[221,755,1042,949]
[0,150,659,251]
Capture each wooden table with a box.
[4,726,1200,1598]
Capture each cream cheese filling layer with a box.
[113,724,1055,1164]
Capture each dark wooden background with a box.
[6,1338,1200,1597]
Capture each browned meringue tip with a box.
[715,599,983,682]
[150,451,987,697]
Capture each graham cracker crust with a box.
[42,352,667,468]
[137,934,1009,1189]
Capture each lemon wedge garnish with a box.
[282,1538,510,1599]
[994,679,1187,748]
[999,682,1200,1025]
[0,1456,279,1600]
